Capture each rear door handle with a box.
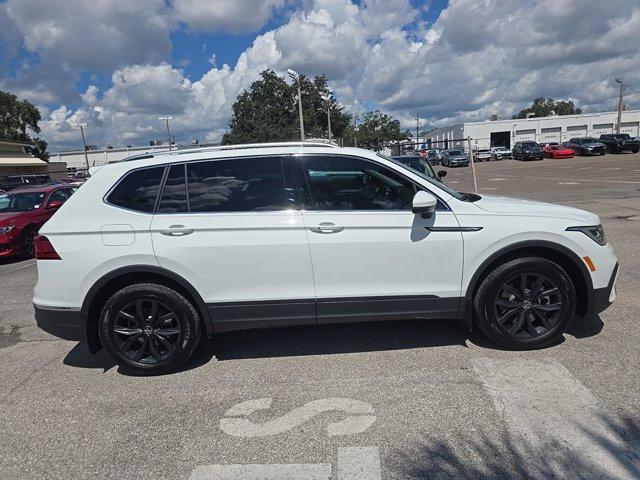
[159,225,194,236]
[309,222,344,234]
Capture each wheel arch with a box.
[462,240,593,330]
[81,265,213,353]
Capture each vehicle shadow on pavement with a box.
[210,318,467,361]
[393,414,640,480]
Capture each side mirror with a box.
[437,170,447,179]
[46,200,63,210]
[412,191,437,218]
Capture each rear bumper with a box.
[34,304,86,341]
[592,263,618,314]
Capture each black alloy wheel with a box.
[492,273,563,339]
[99,283,202,374]
[112,299,181,364]
[473,257,576,349]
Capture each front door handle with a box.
[159,225,194,236]
[309,222,344,234]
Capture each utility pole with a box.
[323,94,332,142]
[288,69,305,141]
[158,116,174,150]
[615,78,624,134]
[415,114,420,149]
[72,123,90,171]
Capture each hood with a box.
[474,195,599,224]
[582,141,605,147]
[0,212,23,224]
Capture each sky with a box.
[1,0,639,152]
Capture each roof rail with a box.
[171,141,340,156]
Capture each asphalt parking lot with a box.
[1,153,639,479]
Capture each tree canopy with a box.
[513,97,582,119]
[342,110,411,149]
[0,90,49,160]
[222,70,351,144]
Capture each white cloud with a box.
[14,0,640,151]
[172,0,286,33]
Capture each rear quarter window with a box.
[107,166,165,213]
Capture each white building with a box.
[53,144,174,171]
[422,109,640,151]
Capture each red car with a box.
[0,184,76,258]
[543,144,575,158]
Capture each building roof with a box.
[0,140,32,148]
[0,140,47,166]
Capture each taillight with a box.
[34,235,61,260]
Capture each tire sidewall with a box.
[99,284,200,374]
[475,258,576,349]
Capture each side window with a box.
[301,156,416,211]
[158,164,188,213]
[187,157,290,213]
[108,166,165,213]
[47,189,69,205]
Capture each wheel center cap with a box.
[521,300,532,310]
[143,325,153,335]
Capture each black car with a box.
[391,155,447,181]
[0,174,54,192]
[565,138,607,156]
[598,134,640,153]
[512,141,544,160]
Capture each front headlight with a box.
[566,225,607,246]
[0,225,16,234]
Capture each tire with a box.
[99,283,202,374]
[632,148,639,154]
[473,257,576,350]
[21,226,38,258]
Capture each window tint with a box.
[47,189,68,204]
[302,156,416,211]
[158,164,188,213]
[108,166,164,213]
[187,157,289,213]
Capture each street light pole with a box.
[615,78,624,134]
[288,69,305,141]
[158,116,174,150]
[72,123,90,171]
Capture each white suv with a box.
[33,142,618,374]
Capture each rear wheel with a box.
[99,283,202,374]
[473,257,576,349]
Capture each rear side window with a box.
[108,166,164,213]
[187,157,289,212]
[158,164,188,213]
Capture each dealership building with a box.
[422,109,640,151]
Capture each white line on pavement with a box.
[472,357,639,479]
[0,259,35,274]
[337,447,381,480]
[558,182,580,185]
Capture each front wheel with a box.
[21,227,38,258]
[99,283,202,374]
[473,257,576,349]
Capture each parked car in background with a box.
[33,141,618,374]
[441,149,469,167]
[0,174,54,192]
[490,146,512,160]
[0,184,75,258]
[391,155,447,182]
[543,144,575,158]
[475,149,491,162]
[425,150,440,166]
[598,134,640,153]
[565,138,607,156]
[512,141,544,160]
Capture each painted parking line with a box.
[337,447,381,480]
[472,358,639,479]
[0,259,35,274]
[558,182,580,185]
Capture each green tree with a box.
[0,90,49,161]
[513,97,582,119]
[342,110,411,149]
[221,70,351,144]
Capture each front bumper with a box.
[592,263,618,314]
[0,233,21,257]
[34,304,87,341]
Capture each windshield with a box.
[448,150,463,155]
[382,153,468,201]
[522,142,538,148]
[0,192,45,212]
[613,134,630,139]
